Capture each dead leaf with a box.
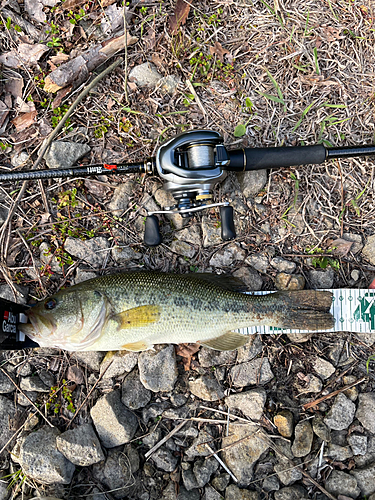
[169,0,191,35]
[12,110,37,132]
[50,53,70,65]
[151,53,165,69]
[15,96,36,113]
[0,101,10,129]
[329,238,353,257]
[66,365,84,385]
[176,343,200,371]
[144,26,156,51]
[0,44,49,68]
[209,41,230,62]
[52,85,73,109]
[321,26,344,43]
[61,0,87,10]
[5,77,24,99]
[100,0,117,7]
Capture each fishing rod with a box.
[1,130,375,247]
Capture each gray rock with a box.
[20,376,49,392]
[185,430,215,458]
[100,3,125,34]
[72,352,104,371]
[90,390,138,448]
[313,357,335,379]
[211,473,230,492]
[189,375,224,401]
[225,388,266,420]
[17,390,38,406]
[0,396,17,458]
[138,345,178,392]
[129,62,162,88]
[274,439,302,486]
[286,332,313,343]
[362,234,375,265]
[19,427,75,484]
[100,351,138,378]
[74,268,97,285]
[0,481,10,500]
[236,335,263,363]
[270,257,296,274]
[0,284,28,304]
[263,475,280,492]
[298,373,322,394]
[107,181,134,216]
[175,225,202,246]
[170,240,196,258]
[232,267,263,291]
[324,393,356,430]
[92,445,139,499]
[162,481,178,500]
[274,410,294,438]
[44,141,90,169]
[198,348,236,367]
[142,401,168,425]
[0,371,15,393]
[325,443,353,461]
[202,216,222,247]
[64,236,110,268]
[291,420,313,457]
[225,483,259,499]
[204,484,223,500]
[11,150,29,167]
[121,368,151,410]
[230,358,273,387]
[237,169,267,198]
[209,243,246,268]
[157,74,181,95]
[56,423,105,466]
[275,273,305,291]
[312,417,331,442]
[111,245,142,263]
[177,485,201,500]
[274,485,307,500]
[182,457,219,490]
[348,434,367,456]
[221,423,269,487]
[151,446,179,472]
[325,471,361,500]
[245,254,268,273]
[308,268,335,289]
[351,463,375,497]
[356,392,375,434]
[343,233,363,254]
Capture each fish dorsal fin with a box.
[188,273,247,292]
[113,305,161,330]
[200,331,249,351]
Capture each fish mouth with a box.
[20,310,57,341]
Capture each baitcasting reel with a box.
[144,130,235,246]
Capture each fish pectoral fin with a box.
[199,331,249,351]
[113,305,161,330]
[122,340,153,351]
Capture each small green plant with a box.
[0,141,10,151]
[46,21,60,35]
[51,105,70,128]
[47,37,63,49]
[1,469,26,490]
[94,116,114,138]
[306,246,340,271]
[46,379,75,414]
[257,69,286,112]
[366,354,375,373]
[67,8,85,24]
[234,98,254,137]
[52,188,78,209]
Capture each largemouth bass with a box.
[20,272,334,352]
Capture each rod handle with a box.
[220,206,236,241]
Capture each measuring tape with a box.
[240,289,375,335]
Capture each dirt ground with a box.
[0,0,375,499]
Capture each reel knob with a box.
[144,215,162,247]
[220,206,236,241]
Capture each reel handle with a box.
[220,206,236,241]
[144,215,162,247]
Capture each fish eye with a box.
[44,298,57,310]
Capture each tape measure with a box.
[241,289,375,335]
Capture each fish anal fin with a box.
[121,340,152,351]
[114,305,161,329]
[200,331,249,351]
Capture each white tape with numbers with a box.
[240,289,375,335]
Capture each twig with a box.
[205,443,238,483]
[0,367,54,428]
[302,377,366,410]
[0,411,38,456]
[185,79,207,117]
[122,5,129,104]
[145,420,186,459]
[66,359,114,428]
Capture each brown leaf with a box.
[330,238,353,257]
[176,343,200,371]
[209,41,230,63]
[52,86,73,109]
[66,365,84,385]
[5,76,24,99]
[321,26,345,43]
[0,101,9,129]
[169,0,191,35]
[12,110,37,132]
[61,0,87,10]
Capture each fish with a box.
[19,271,334,352]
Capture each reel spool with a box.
[144,130,235,246]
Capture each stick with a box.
[145,420,186,459]
[205,443,238,483]
[302,377,366,410]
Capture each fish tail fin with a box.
[275,290,334,331]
